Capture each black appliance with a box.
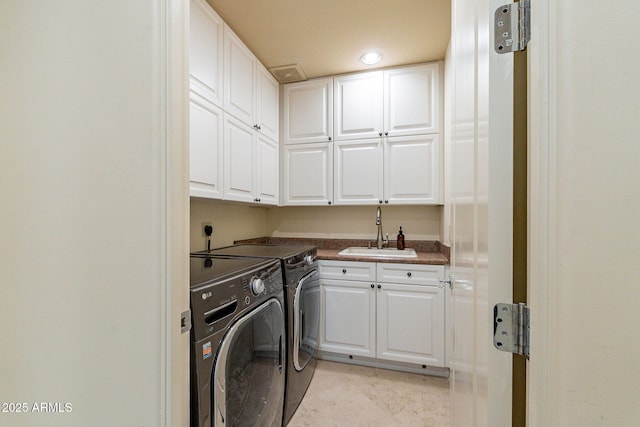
[190,255,286,427]
[193,244,320,425]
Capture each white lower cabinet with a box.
[321,278,376,357]
[319,260,446,368]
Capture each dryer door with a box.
[293,269,320,371]
[213,298,285,427]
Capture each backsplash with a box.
[236,236,450,258]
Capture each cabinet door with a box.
[377,283,445,367]
[384,63,441,137]
[189,96,223,199]
[223,115,255,203]
[384,134,441,204]
[256,134,279,205]
[224,25,256,126]
[320,279,376,358]
[256,65,279,141]
[282,143,333,205]
[333,139,383,205]
[334,71,383,141]
[189,0,223,107]
[283,78,333,144]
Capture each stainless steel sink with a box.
[338,247,418,258]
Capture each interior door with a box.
[449,0,515,425]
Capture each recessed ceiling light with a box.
[361,52,382,65]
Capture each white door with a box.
[449,0,513,425]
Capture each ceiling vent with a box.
[269,64,307,84]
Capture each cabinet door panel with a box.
[283,78,333,144]
[385,134,440,204]
[224,26,256,126]
[334,72,383,140]
[334,140,383,205]
[189,0,223,106]
[189,97,223,199]
[257,66,279,141]
[282,143,333,205]
[223,116,255,202]
[256,135,279,205]
[377,283,445,366]
[320,279,375,357]
[384,63,440,136]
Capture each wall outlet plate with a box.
[201,222,212,237]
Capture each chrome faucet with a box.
[376,206,389,249]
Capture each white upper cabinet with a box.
[384,63,441,137]
[334,71,384,140]
[385,134,440,204]
[257,66,280,141]
[189,6,279,203]
[333,139,383,205]
[189,0,224,107]
[333,63,441,140]
[224,114,279,205]
[224,25,256,127]
[223,115,255,203]
[282,142,333,205]
[224,25,279,140]
[283,78,334,144]
[256,134,279,205]
[189,95,224,199]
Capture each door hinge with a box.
[494,0,530,54]
[439,273,454,289]
[493,302,529,359]
[181,309,192,334]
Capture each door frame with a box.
[526,0,556,424]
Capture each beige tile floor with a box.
[288,360,450,427]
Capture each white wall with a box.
[531,1,640,424]
[0,2,189,426]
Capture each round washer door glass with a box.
[213,298,285,427]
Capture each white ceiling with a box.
[205,0,451,81]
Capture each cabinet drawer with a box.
[376,263,444,285]
[319,260,376,281]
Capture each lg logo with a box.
[201,291,212,300]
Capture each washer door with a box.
[293,269,320,371]
[213,298,285,427]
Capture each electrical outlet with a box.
[201,222,213,237]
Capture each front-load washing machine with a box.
[190,255,286,427]
[193,244,320,425]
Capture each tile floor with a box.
[288,360,450,427]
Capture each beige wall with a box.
[190,199,270,251]
[268,205,443,241]
[191,202,443,250]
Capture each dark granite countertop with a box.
[234,237,450,265]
